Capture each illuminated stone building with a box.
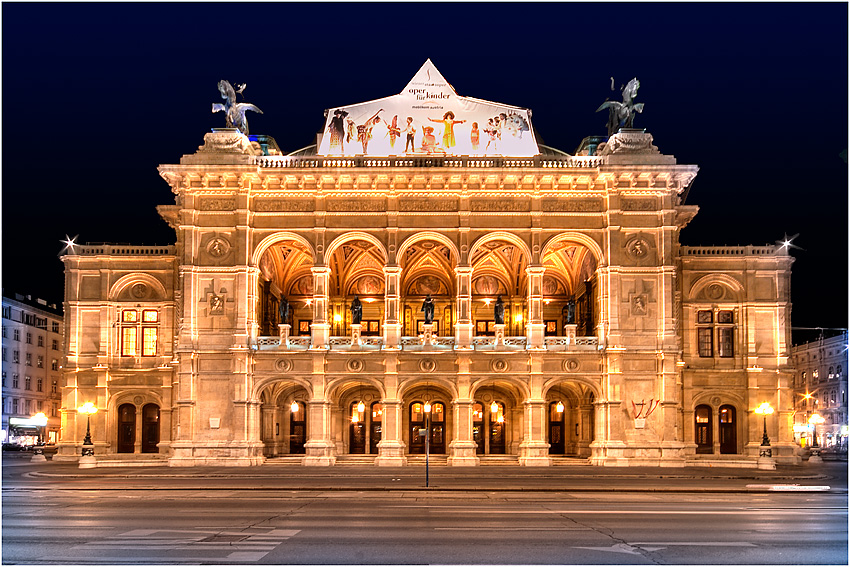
[790,333,848,449]
[55,62,800,466]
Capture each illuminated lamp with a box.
[290,401,300,414]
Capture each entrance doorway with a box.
[408,401,446,454]
[695,405,712,454]
[719,405,736,454]
[472,400,507,454]
[141,404,160,453]
[290,401,306,454]
[370,402,382,454]
[548,401,565,454]
[118,404,135,453]
[350,402,367,453]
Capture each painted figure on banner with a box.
[346,118,357,143]
[470,122,480,152]
[328,110,348,154]
[421,126,441,154]
[357,109,384,153]
[494,295,505,325]
[350,296,363,325]
[385,115,401,150]
[421,294,435,324]
[484,118,500,154]
[429,111,466,149]
[403,117,417,153]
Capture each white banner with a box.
[318,60,539,157]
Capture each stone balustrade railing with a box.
[256,335,595,352]
[255,154,604,170]
[681,245,779,256]
[69,244,176,256]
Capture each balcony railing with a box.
[255,335,598,352]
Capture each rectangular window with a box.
[697,310,713,324]
[122,310,138,323]
[1,325,5,338]
[698,327,713,357]
[36,378,43,392]
[13,329,19,341]
[24,399,30,414]
[37,335,44,347]
[24,376,31,390]
[25,353,31,366]
[52,321,59,333]
[12,374,19,389]
[2,306,10,319]
[51,359,58,371]
[121,327,137,356]
[718,328,734,358]
[52,380,57,394]
[37,355,43,368]
[52,339,58,351]
[37,400,43,412]
[13,350,19,363]
[12,399,17,414]
[1,371,5,387]
[142,327,158,356]
[143,310,159,323]
[26,332,31,344]
[2,347,5,361]
[52,403,58,417]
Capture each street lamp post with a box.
[754,402,776,470]
[809,413,825,463]
[423,401,431,488]
[77,402,98,468]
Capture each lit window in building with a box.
[697,328,713,358]
[25,353,31,366]
[51,359,58,371]
[142,327,158,356]
[37,355,43,368]
[837,365,843,378]
[829,366,835,379]
[24,376,31,390]
[13,350,19,363]
[814,369,819,380]
[143,310,159,323]
[121,327,137,356]
[51,380,57,394]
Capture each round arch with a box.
[469,376,531,401]
[253,375,314,402]
[542,376,602,400]
[325,376,387,402]
[468,232,533,265]
[541,232,605,267]
[108,273,169,301]
[688,273,746,301]
[325,232,389,265]
[251,232,316,267]
[690,391,746,411]
[396,232,461,267]
[397,376,460,401]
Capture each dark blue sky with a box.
[2,2,847,338]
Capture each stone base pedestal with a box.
[757,444,776,470]
[494,324,506,347]
[303,440,336,466]
[809,447,823,463]
[448,440,480,466]
[375,440,408,466]
[350,323,362,348]
[422,323,435,347]
[278,324,291,348]
[518,441,552,466]
[78,455,97,469]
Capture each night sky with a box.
[2,3,847,342]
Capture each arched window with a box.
[695,405,712,454]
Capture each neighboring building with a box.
[55,62,798,466]
[1,292,64,445]
[790,333,848,449]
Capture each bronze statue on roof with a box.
[596,77,644,137]
[212,80,263,135]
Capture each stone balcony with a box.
[255,335,599,353]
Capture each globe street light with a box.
[77,402,98,457]
[755,402,774,446]
[30,412,48,462]
[809,413,825,463]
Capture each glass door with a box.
[370,402,383,454]
[118,404,135,453]
[548,401,565,454]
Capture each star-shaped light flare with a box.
[60,234,79,255]
[775,233,804,252]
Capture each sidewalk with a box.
[6,456,846,494]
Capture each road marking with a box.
[575,542,758,554]
[384,506,847,515]
[630,542,757,547]
[746,484,831,491]
[435,527,591,531]
[574,543,645,555]
[38,527,300,563]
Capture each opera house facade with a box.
[55,62,799,467]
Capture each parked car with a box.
[2,443,26,451]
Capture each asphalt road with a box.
[2,457,847,565]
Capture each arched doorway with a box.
[719,405,736,454]
[349,401,367,454]
[141,403,160,453]
[695,405,712,454]
[258,382,310,457]
[117,403,135,453]
[408,401,446,454]
[546,381,595,457]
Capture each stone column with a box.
[518,400,552,466]
[564,323,578,345]
[383,266,401,349]
[311,266,330,349]
[303,399,335,466]
[350,323,362,348]
[454,266,473,348]
[375,399,407,466]
[448,399,479,466]
[278,324,291,349]
[526,266,546,349]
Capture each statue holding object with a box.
[350,296,363,325]
[494,295,505,325]
[278,296,290,325]
[596,77,644,137]
[421,294,435,325]
[212,80,263,135]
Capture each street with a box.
[2,457,847,565]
